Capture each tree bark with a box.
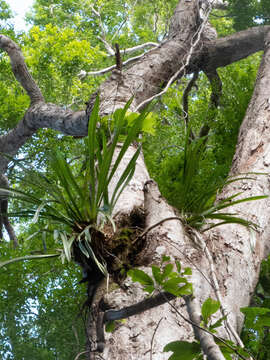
[1,0,270,359]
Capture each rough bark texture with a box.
[2,0,270,359]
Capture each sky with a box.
[6,0,34,31]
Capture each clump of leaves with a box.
[156,128,267,231]
[240,254,270,359]
[2,97,149,272]
[128,255,193,296]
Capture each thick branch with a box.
[103,291,176,322]
[0,35,44,105]
[202,26,270,71]
[0,104,87,172]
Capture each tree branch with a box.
[98,291,243,360]
[0,35,44,105]
[91,5,114,56]
[114,43,122,72]
[112,42,159,56]
[0,104,87,172]
[79,47,159,79]
[134,1,213,112]
[102,291,176,323]
[185,296,226,360]
[202,26,270,72]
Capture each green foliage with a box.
[227,0,270,30]
[128,256,193,296]
[144,56,263,231]
[163,341,201,360]
[23,24,102,105]
[241,255,270,359]
[4,98,148,272]
[147,125,267,231]
[0,248,86,359]
[0,0,12,21]
[201,298,221,327]
[27,0,178,44]
[186,180,267,231]
[241,307,270,329]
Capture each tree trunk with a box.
[1,0,270,359]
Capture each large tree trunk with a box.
[1,1,270,359]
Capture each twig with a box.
[111,0,138,41]
[91,5,114,55]
[79,47,158,79]
[114,42,159,55]
[74,351,89,360]
[132,216,183,244]
[0,35,44,104]
[150,318,163,360]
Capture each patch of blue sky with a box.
[6,0,34,32]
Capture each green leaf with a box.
[163,277,192,296]
[240,307,270,316]
[164,341,201,360]
[152,266,162,284]
[0,254,60,268]
[183,267,192,275]
[177,283,193,296]
[61,233,75,262]
[201,298,220,325]
[209,315,227,331]
[241,306,270,329]
[162,255,171,263]
[175,261,181,273]
[105,321,116,333]
[127,269,154,286]
[162,264,174,279]
[144,285,155,294]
